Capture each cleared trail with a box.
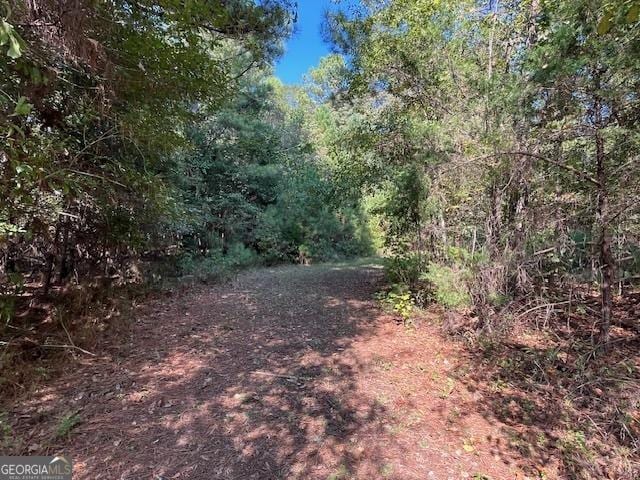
[11,262,521,479]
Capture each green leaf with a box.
[1,20,23,58]
[13,96,32,116]
[7,35,21,58]
[7,124,25,138]
[597,12,613,35]
[31,67,42,86]
[627,4,640,23]
[15,164,32,175]
[0,20,10,46]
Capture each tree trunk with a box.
[438,210,447,259]
[526,0,540,48]
[486,180,503,257]
[594,91,614,349]
[58,219,71,283]
[43,220,62,295]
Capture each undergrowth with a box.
[381,252,640,479]
[375,283,415,327]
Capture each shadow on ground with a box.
[10,263,394,479]
[451,308,640,479]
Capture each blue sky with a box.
[275,0,335,84]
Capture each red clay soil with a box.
[6,263,534,479]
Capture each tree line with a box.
[314,0,640,349]
[0,0,372,326]
[2,1,639,348]
[1,1,639,476]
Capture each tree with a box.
[0,0,295,291]
[320,0,640,348]
[526,0,640,346]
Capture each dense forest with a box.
[0,0,372,289]
[1,0,639,479]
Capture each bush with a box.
[384,253,427,287]
[224,243,260,268]
[175,250,226,280]
[446,245,487,266]
[376,283,415,326]
[421,262,472,310]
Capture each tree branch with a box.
[480,151,600,187]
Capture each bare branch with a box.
[478,151,601,187]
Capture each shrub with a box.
[421,262,471,310]
[224,243,260,268]
[446,245,487,266]
[384,253,427,287]
[175,251,225,280]
[376,283,415,326]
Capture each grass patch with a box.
[421,262,471,309]
[55,412,81,439]
[0,412,14,449]
[327,464,349,480]
[379,463,394,477]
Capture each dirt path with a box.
[9,262,524,479]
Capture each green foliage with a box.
[446,246,486,267]
[0,295,15,323]
[421,263,472,310]
[1,0,377,305]
[377,283,415,325]
[55,412,81,439]
[318,0,640,354]
[373,165,428,253]
[0,1,638,476]
[597,0,640,34]
[176,252,225,280]
[166,73,374,269]
[0,19,23,59]
[0,0,296,292]
[303,54,350,103]
[384,254,426,287]
[557,429,595,477]
[0,412,12,449]
[390,291,414,323]
[226,243,260,268]
[379,463,394,478]
[327,464,350,480]
[472,474,493,480]
[175,243,261,282]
